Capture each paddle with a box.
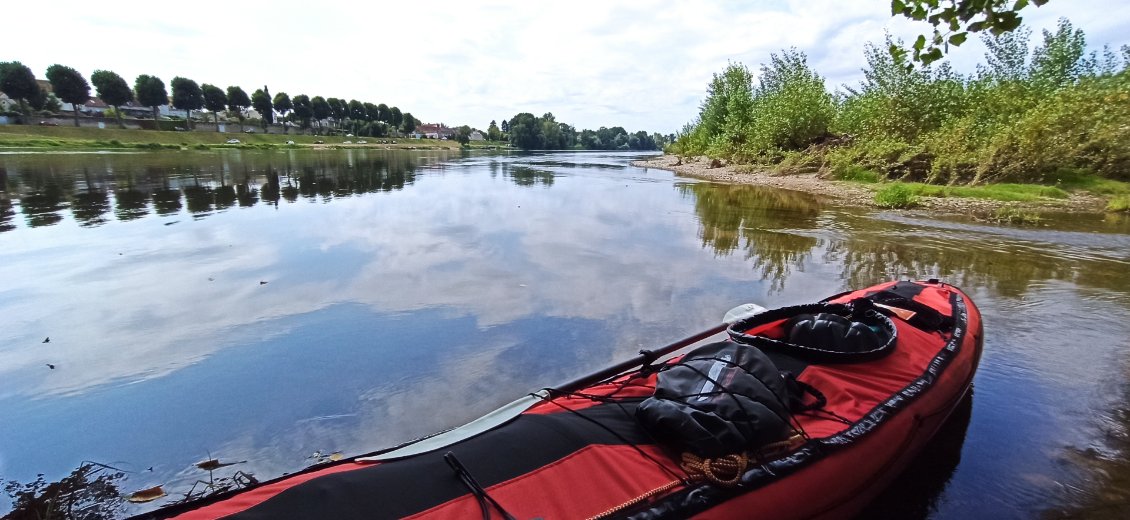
[361,302,768,461]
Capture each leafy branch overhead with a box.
[892,0,1050,66]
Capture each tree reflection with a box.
[2,462,125,520]
[680,183,822,291]
[0,198,15,233]
[183,185,214,217]
[21,181,67,228]
[505,166,554,187]
[70,169,111,227]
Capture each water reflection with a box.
[1,150,1129,520]
[679,183,822,291]
[0,150,430,232]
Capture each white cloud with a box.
[3,1,1126,133]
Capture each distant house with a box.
[60,97,110,115]
[469,130,485,141]
[413,123,455,139]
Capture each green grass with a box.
[903,182,1069,201]
[0,124,462,150]
[1050,169,1130,196]
[1108,195,1130,212]
[874,184,919,208]
[836,165,882,183]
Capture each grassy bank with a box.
[669,19,1130,214]
[0,125,468,150]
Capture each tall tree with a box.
[134,74,168,126]
[91,70,133,128]
[348,99,365,121]
[327,97,346,130]
[363,102,379,122]
[291,94,313,133]
[311,96,330,133]
[170,77,204,129]
[487,120,502,141]
[376,103,391,123]
[45,64,91,127]
[201,83,227,128]
[251,87,273,131]
[500,119,510,133]
[0,61,41,118]
[273,92,292,133]
[226,86,251,128]
[455,125,472,145]
[400,112,416,134]
[508,113,543,150]
[390,106,403,128]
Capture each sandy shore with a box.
[632,155,1108,215]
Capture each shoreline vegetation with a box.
[0,125,491,151]
[665,18,1130,217]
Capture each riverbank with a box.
[0,125,509,151]
[633,154,1112,217]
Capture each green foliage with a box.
[1107,195,1130,212]
[487,120,502,141]
[201,84,227,122]
[272,92,292,119]
[291,94,312,130]
[170,77,204,123]
[904,182,1068,201]
[91,70,132,127]
[836,166,882,183]
[226,86,251,114]
[892,0,1051,66]
[45,64,90,106]
[134,74,168,122]
[400,111,416,134]
[874,183,920,208]
[390,107,403,128]
[251,87,273,126]
[0,61,40,114]
[455,125,472,145]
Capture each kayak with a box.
[136,279,982,520]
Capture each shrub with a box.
[1108,195,1130,212]
[874,183,919,208]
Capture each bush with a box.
[1108,195,1130,212]
[874,183,919,208]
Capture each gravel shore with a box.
[632,155,1108,215]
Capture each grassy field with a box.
[0,125,492,150]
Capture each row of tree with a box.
[0,62,419,136]
[500,112,668,151]
[671,18,1130,184]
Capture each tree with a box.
[311,96,330,133]
[327,97,346,130]
[400,111,416,134]
[291,94,313,133]
[0,61,41,118]
[348,99,365,121]
[91,70,133,128]
[134,74,168,125]
[170,77,204,129]
[455,125,472,145]
[487,120,502,141]
[508,112,543,150]
[226,86,251,127]
[273,92,292,133]
[201,84,227,128]
[1030,18,1087,90]
[363,102,379,122]
[376,103,391,123]
[45,65,91,127]
[892,0,1051,66]
[390,107,403,132]
[251,87,273,131]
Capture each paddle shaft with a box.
[548,321,730,395]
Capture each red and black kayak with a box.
[136,280,982,520]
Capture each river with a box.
[1,149,1128,518]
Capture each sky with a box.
[3,0,1128,133]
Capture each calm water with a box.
[1,149,1129,518]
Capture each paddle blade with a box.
[723,303,768,324]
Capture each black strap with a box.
[444,452,517,520]
[726,301,898,363]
